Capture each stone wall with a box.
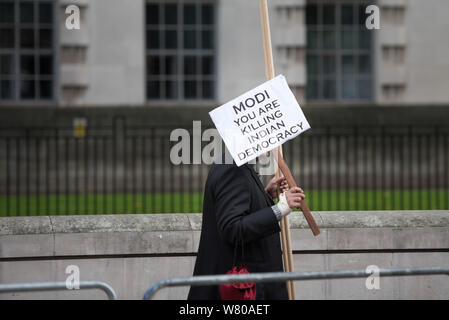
[0,211,448,299]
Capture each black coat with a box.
[187,160,288,300]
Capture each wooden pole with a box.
[259,0,295,300]
[258,0,320,237]
[259,0,322,299]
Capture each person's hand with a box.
[276,187,306,218]
[265,176,289,199]
[284,187,306,210]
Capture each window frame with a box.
[0,0,58,104]
[145,0,218,103]
[305,0,375,103]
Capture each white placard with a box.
[209,75,311,166]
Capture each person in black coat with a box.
[187,154,306,300]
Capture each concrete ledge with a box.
[302,210,449,229]
[1,211,448,236]
[0,211,448,258]
[0,214,194,236]
[0,216,52,236]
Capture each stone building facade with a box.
[0,0,448,107]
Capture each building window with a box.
[145,0,216,101]
[306,1,373,101]
[0,0,55,101]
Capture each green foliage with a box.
[0,190,447,216]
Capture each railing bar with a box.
[6,138,10,216]
[55,131,60,215]
[143,267,449,300]
[0,281,117,300]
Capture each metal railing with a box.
[142,266,449,300]
[0,123,448,216]
[0,281,117,300]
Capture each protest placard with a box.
[209,75,310,167]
